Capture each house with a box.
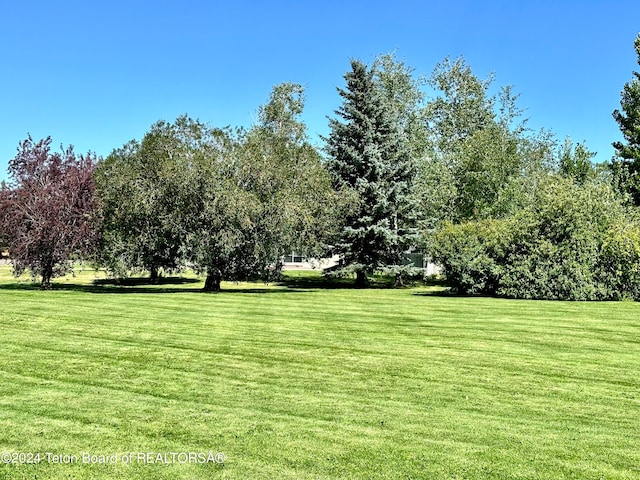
[282,252,340,270]
[282,251,440,275]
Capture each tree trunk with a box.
[355,270,367,287]
[40,274,52,290]
[150,266,159,284]
[40,264,53,290]
[203,269,222,292]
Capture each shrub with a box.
[597,222,640,300]
[497,178,619,300]
[430,219,510,294]
[430,176,640,300]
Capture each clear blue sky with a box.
[1,0,639,182]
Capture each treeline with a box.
[2,40,640,299]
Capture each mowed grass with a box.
[0,266,639,479]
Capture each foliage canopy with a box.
[0,136,98,287]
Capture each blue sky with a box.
[1,1,639,182]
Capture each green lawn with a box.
[0,265,639,479]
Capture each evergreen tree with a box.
[325,60,416,286]
[612,33,640,206]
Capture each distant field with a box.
[0,265,639,479]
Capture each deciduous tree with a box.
[95,116,201,281]
[421,57,556,223]
[0,136,98,287]
[173,84,337,291]
[558,137,597,185]
[97,84,335,291]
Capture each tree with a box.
[0,136,98,288]
[419,57,507,225]
[420,57,558,224]
[189,83,337,291]
[612,33,640,206]
[96,84,335,291]
[426,56,496,158]
[372,52,429,161]
[325,60,417,286]
[182,124,264,292]
[558,137,597,185]
[245,83,339,264]
[95,116,199,281]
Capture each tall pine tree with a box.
[325,60,416,286]
[612,33,640,206]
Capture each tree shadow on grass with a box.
[411,289,470,298]
[411,287,504,300]
[0,270,438,294]
[93,277,201,287]
[279,271,437,290]
[0,276,311,294]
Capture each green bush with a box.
[498,179,618,300]
[597,222,640,300]
[430,219,510,294]
[430,177,640,300]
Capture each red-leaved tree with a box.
[0,136,99,288]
